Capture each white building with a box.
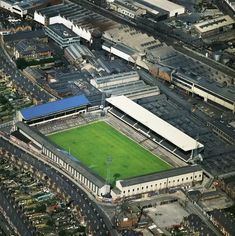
[193,15,235,37]
[109,0,146,19]
[90,71,140,89]
[34,2,118,42]
[112,165,203,199]
[0,0,27,17]
[45,23,80,48]
[136,0,185,17]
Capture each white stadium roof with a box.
[106,95,204,152]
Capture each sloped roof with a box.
[20,95,89,120]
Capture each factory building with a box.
[172,72,235,113]
[193,15,235,37]
[109,0,146,19]
[0,0,57,17]
[34,2,118,42]
[64,43,95,65]
[45,23,80,48]
[91,71,160,99]
[135,0,185,17]
[91,71,140,89]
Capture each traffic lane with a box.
[0,139,113,236]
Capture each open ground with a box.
[49,121,172,183]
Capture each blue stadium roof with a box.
[20,95,90,121]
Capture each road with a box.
[0,136,118,236]
[0,42,53,103]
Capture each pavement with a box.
[145,202,189,227]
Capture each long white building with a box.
[90,71,140,89]
[136,0,185,17]
[112,165,203,199]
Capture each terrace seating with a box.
[122,115,136,126]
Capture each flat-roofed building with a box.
[194,15,235,37]
[135,0,185,17]
[91,71,140,89]
[172,72,235,113]
[109,0,146,19]
[45,23,80,48]
[0,0,55,17]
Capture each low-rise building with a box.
[109,0,146,19]
[112,165,203,199]
[0,0,58,17]
[14,39,52,60]
[90,71,140,89]
[194,15,235,37]
[45,23,80,48]
[135,0,185,17]
[64,43,94,65]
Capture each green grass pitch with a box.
[48,121,172,183]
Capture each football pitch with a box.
[49,121,171,183]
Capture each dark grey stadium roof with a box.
[119,165,202,187]
[15,122,106,188]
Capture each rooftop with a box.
[119,165,202,187]
[106,95,204,152]
[20,95,90,121]
[136,0,185,12]
[46,23,78,39]
[194,15,235,33]
[94,71,139,84]
[36,3,118,32]
[174,72,235,103]
[3,29,46,42]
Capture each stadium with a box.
[13,94,204,201]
